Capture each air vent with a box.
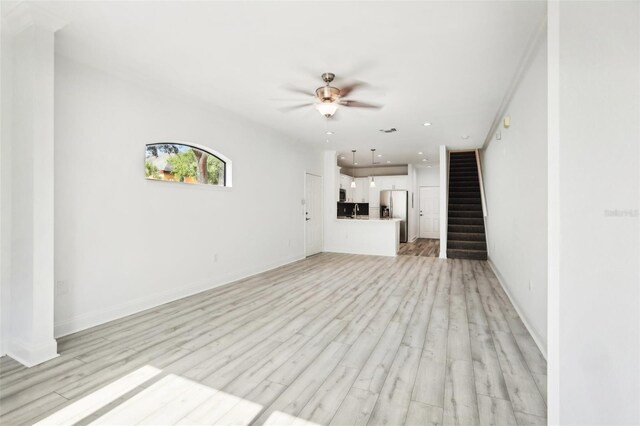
[379,128,397,133]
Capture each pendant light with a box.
[350,150,357,188]
[370,148,376,188]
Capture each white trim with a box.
[5,337,59,367]
[487,258,547,359]
[54,254,303,338]
[145,140,233,187]
[439,146,448,259]
[547,2,560,423]
[304,171,323,257]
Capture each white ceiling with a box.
[36,1,545,167]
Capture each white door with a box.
[305,173,323,256]
[419,186,440,239]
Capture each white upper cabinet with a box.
[368,175,408,206]
[354,178,369,203]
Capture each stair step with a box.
[449,184,480,190]
[448,203,482,212]
[449,197,481,205]
[448,232,486,242]
[447,248,487,260]
[448,217,484,225]
[448,240,487,251]
[448,210,483,218]
[449,187,480,193]
[448,224,485,233]
[449,176,479,181]
[448,191,481,198]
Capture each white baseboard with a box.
[5,337,59,367]
[54,254,304,338]
[487,258,547,359]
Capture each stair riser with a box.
[448,218,484,225]
[449,204,482,212]
[449,170,478,175]
[447,249,487,260]
[448,240,487,250]
[448,211,483,218]
[448,225,485,233]
[449,198,481,205]
[448,232,486,242]
[448,192,481,198]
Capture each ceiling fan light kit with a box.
[283,72,381,120]
[316,102,339,118]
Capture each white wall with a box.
[416,165,439,187]
[550,2,639,424]
[407,165,418,242]
[0,1,10,356]
[481,34,548,353]
[53,56,322,336]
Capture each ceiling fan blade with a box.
[338,81,367,98]
[339,100,382,109]
[277,103,314,112]
[283,85,316,97]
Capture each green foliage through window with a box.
[145,143,226,186]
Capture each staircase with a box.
[447,151,487,260]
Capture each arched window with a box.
[145,142,232,187]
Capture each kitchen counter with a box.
[326,216,400,256]
[336,216,400,222]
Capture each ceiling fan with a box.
[280,72,382,118]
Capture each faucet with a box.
[353,203,359,219]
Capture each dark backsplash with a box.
[337,202,369,217]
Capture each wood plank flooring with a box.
[398,238,441,257]
[0,253,547,425]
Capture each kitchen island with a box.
[326,217,401,256]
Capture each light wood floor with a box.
[0,253,547,426]
[398,238,441,257]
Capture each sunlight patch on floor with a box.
[31,365,269,426]
[32,365,161,426]
[263,411,322,426]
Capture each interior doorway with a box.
[419,186,440,239]
[304,173,323,257]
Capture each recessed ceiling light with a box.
[461,135,470,140]
[354,162,358,165]
[386,160,391,164]
[418,152,423,155]
[340,156,345,159]
[423,122,432,126]
[377,154,382,158]
[326,131,334,135]
[428,165,432,168]
[422,158,427,162]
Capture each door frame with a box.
[304,172,323,257]
[419,185,440,239]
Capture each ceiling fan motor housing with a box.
[316,85,340,102]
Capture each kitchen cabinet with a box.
[354,178,369,203]
[369,175,408,207]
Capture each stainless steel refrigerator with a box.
[379,190,408,243]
